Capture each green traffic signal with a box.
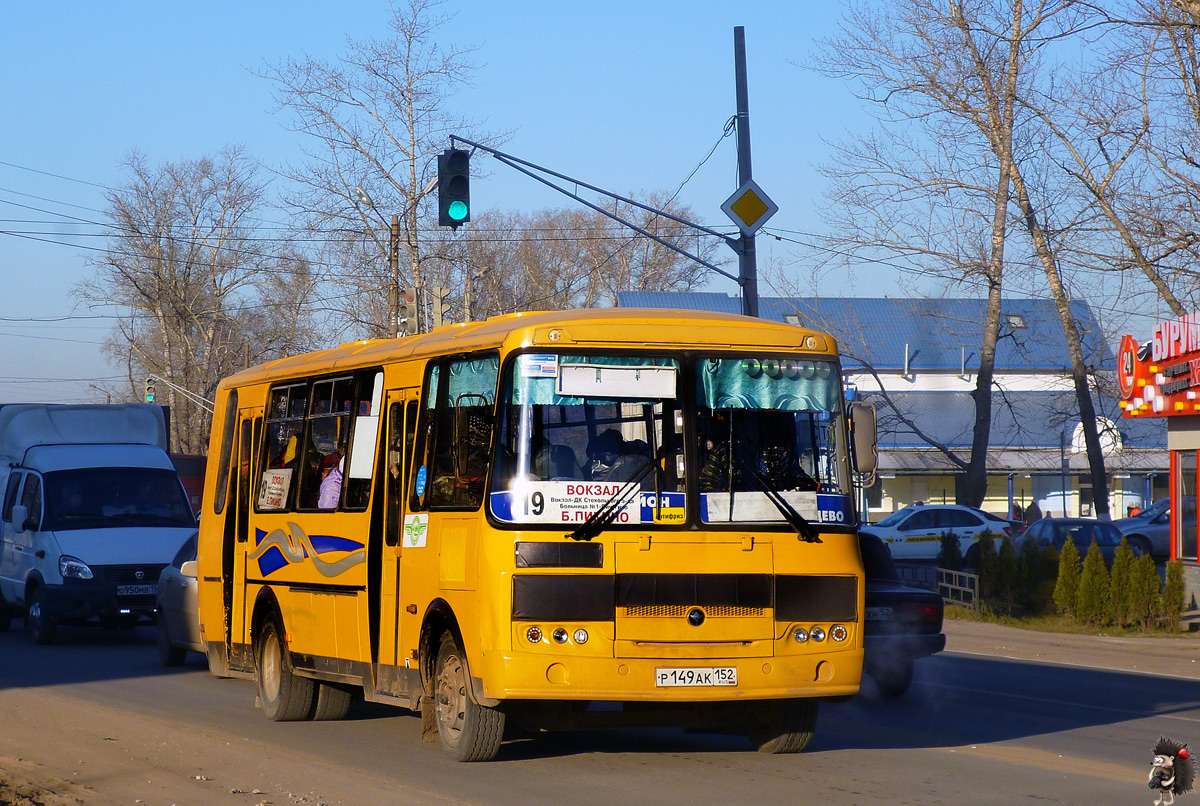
[438,148,471,227]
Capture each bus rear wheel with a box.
[254,616,314,721]
[745,699,818,754]
[433,633,504,761]
[311,682,354,721]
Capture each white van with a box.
[0,404,197,643]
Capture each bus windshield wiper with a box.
[567,461,656,542]
[735,457,821,543]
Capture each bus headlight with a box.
[573,629,588,644]
[830,624,848,642]
[810,627,826,642]
[552,628,569,644]
[59,555,93,580]
[526,626,543,643]
[792,627,809,643]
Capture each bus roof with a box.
[220,307,837,389]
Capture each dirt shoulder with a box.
[942,617,1200,678]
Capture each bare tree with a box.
[812,0,1042,506]
[264,0,480,339]
[438,200,719,320]
[77,148,316,452]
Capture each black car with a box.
[860,532,946,697]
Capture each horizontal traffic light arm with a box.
[448,135,741,284]
[144,373,216,414]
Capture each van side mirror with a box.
[849,402,878,481]
[179,560,198,579]
[11,504,28,534]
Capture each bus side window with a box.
[260,383,308,511]
[427,356,498,510]
[343,371,384,510]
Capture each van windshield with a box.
[43,468,195,531]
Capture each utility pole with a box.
[389,214,401,338]
[734,26,758,318]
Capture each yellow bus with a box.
[196,308,877,761]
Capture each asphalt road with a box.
[0,619,1197,806]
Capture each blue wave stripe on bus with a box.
[257,545,289,576]
[309,534,364,554]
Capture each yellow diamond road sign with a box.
[722,179,778,237]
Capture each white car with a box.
[861,505,1012,564]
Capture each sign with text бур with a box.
[721,179,778,237]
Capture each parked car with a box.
[1112,498,1172,559]
[974,507,1024,536]
[860,532,946,697]
[1015,517,1137,567]
[861,504,1011,565]
[156,530,203,665]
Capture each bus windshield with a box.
[488,353,854,528]
[695,356,850,525]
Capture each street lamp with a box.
[353,186,403,338]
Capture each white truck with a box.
[0,404,197,643]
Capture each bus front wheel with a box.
[433,633,505,761]
[745,699,818,754]
[254,616,314,721]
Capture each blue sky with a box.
[0,1,884,403]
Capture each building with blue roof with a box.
[616,291,1167,521]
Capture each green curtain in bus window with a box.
[446,356,499,404]
[697,357,841,411]
[511,355,677,406]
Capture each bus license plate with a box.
[655,667,737,687]
[116,584,156,596]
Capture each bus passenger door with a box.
[378,391,419,693]
[229,408,261,671]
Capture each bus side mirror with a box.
[849,402,878,481]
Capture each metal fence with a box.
[893,563,979,610]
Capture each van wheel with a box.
[745,699,818,753]
[434,633,504,761]
[254,616,314,721]
[26,586,57,645]
[311,682,354,721]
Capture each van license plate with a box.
[655,667,737,687]
[117,584,156,596]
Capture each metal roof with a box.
[862,390,1163,449]
[615,292,1113,372]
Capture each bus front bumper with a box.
[476,647,863,702]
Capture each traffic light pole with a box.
[145,374,215,414]
[734,26,758,318]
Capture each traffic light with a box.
[144,377,156,403]
[437,148,471,228]
[431,286,451,328]
[397,286,418,336]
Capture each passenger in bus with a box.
[317,452,343,509]
[587,430,649,482]
[531,437,583,480]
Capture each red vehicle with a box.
[169,454,206,514]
